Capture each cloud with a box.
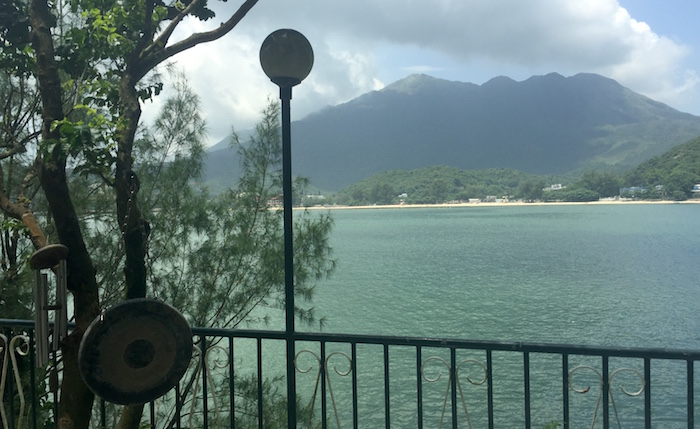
[147,0,699,144]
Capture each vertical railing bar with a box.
[175,383,181,429]
[417,346,423,429]
[602,355,609,429]
[384,344,390,429]
[352,342,358,429]
[644,357,651,429]
[101,399,106,429]
[257,337,263,429]
[524,351,531,429]
[229,336,235,429]
[150,401,155,428]
[202,335,209,429]
[52,350,58,428]
[487,349,494,429]
[9,321,700,429]
[29,330,37,429]
[562,353,569,429]
[451,348,458,429]
[321,341,327,429]
[9,346,16,429]
[687,359,694,429]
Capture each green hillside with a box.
[332,166,564,205]
[622,136,700,199]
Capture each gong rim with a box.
[78,298,193,405]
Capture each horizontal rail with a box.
[2,319,699,428]
[4,319,699,361]
[192,326,700,361]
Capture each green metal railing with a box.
[3,318,700,428]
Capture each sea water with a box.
[311,203,700,348]
[236,203,700,427]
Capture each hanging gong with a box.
[78,298,193,405]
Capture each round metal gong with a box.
[78,299,193,405]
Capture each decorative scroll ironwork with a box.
[188,343,230,429]
[0,333,30,429]
[421,356,488,429]
[569,365,645,429]
[295,349,352,429]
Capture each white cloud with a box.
[147,0,700,145]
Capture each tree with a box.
[369,182,395,205]
[0,0,283,427]
[664,168,698,200]
[100,80,331,428]
[576,169,620,198]
[4,66,335,429]
[517,179,545,202]
[139,94,335,330]
[0,70,41,318]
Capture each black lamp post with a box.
[260,28,314,428]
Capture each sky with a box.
[143,0,700,146]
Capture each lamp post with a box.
[260,28,313,428]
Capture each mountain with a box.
[204,73,700,191]
[622,136,700,194]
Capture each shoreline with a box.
[302,199,700,210]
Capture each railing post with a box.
[688,360,694,429]
[257,337,263,429]
[229,336,235,429]
[321,341,327,429]
[487,350,494,429]
[352,343,358,429]
[202,335,208,429]
[524,352,531,429]
[384,344,390,428]
[644,357,651,429]
[29,330,37,429]
[451,348,458,428]
[416,346,423,429]
[602,355,609,429]
[562,353,569,429]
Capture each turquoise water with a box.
[310,204,700,349]
[235,204,700,427]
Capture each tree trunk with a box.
[116,75,150,300]
[29,0,100,427]
[112,71,150,429]
[117,404,145,429]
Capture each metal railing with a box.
[2,318,700,428]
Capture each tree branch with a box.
[143,0,204,59]
[133,0,258,80]
[128,0,157,66]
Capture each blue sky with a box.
[150,1,700,145]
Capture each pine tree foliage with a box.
[70,74,335,329]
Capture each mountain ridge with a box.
[204,73,700,191]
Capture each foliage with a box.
[333,166,561,205]
[543,187,599,202]
[139,98,335,328]
[623,136,700,200]
[1,0,261,426]
[575,169,620,198]
[517,178,546,202]
[66,76,335,327]
[332,142,700,205]
[0,70,41,318]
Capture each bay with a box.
[232,203,700,427]
[310,203,700,349]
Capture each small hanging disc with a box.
[29,244,69,270]
[78,298,193,405]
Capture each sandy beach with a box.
[302,199,700,210]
